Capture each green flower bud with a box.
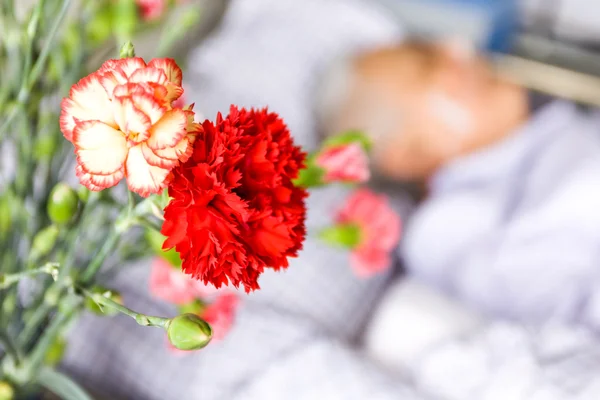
[30,225,60,262]
[47,183,80,225]
[145,229,181,267]
[84,286,123,316]
[319,223,362,249]
[45,336,66,367]
[119,41,136,59]
[167,314,212,351]
[323,130,372,152]
[0,381,14,400]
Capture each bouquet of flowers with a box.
[0,1,401,398]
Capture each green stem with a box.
[0,263,57,290]
[37,366,93,400]
[18,303,52,348]
[26,0,72,92]
[21,295,80,378]
[82,289,170,329]
[0,331,22,363]
[78,228,120,284]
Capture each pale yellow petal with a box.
[113,97,151,141]
[131,93,166,124]
[73,121,128,175]
[69,73,115,127]
[129,67,168,85]
[146,109,187,150]
[125,145,171,197]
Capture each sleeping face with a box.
[320,40,528,181]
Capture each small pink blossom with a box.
[149,258,216,305]
[137,0,166,21]
[200,293,239,341]
[336,189,401,277]
[316,143,370,184]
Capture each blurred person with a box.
[61,1,600,399]
[322,40,600,379]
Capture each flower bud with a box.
[30,225,60,262]
[319,223,362,249]
[0,381,14,400]
[167,314,212,351]
[84,286,123,316]
[47,183,80,225]
[119,41,136,59]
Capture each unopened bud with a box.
[47,183,79,225]
[167,314,212,351]
[119,41,136,59]
[0,381,14,400]
[30,225,59,262]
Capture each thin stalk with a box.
[81,288,170,329]
[25,0,72,92]
[0,263,57,290]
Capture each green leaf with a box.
[318,223,362,249]
[145,229,181,267]
[323,130,372,152]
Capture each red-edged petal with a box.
[140,142,179,168]
[73,121,127,175]
[148,58,183,85]
[146,109,187,150]
[128,67,168,85]
[75,164,124,191]
[165,83,184,105]
[66,73,115,127]
[114,58,147,77]
[125,145,172,197]
[113,96,152,141]
[153,136,193,163]
[131,92,166,124]
[60,98,94,141]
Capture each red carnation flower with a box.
[161,106,307,292]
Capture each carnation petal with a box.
[141,142,179,168]
[113,97,151,141]
[65,73,115,131]
[153,136,193,163]
[126,145,171,197]
[147,109,188,150]
[129,67,168,85]
[60,98,94,141]
[73,121,128,175]
[75,164,124,191]
[148,58,183,85]
[131,93,166,124]
[114,57,147,77]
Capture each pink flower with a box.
[137,0,166,21]
[336,189,401,277]
[149,258,216,305]
[315,143,370,184]
[200,293,239,341]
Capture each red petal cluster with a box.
[161,106,307,292]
